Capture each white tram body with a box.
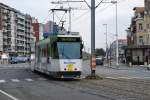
[31,34,83,78]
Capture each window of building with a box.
[139,23,143,30]
[147,24,150,29]
[139,36,144,44]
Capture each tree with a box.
[95,48,105,57]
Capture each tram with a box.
[31,34,83,79]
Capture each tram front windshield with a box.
[57,42,81,59]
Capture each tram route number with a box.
[67,64,74,71]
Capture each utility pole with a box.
[90,0,96,77]
[84,0,104,77]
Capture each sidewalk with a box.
[103,63,148,71]
[83,60,149,71]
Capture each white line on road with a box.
[11,79,20,82]
[118,77,133,79]
[106,77,119,80]
[25,78,34,82]
[0,90,19,100]
[0,80,6,83]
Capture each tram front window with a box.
[57,42,81,59]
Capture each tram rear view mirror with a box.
[81,44,84,49]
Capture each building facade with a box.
[32,18,44,42]
[126,1,150,65]
[0,3,35,56]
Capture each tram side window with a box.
[42,48,47,57]
[37,47,41,62]
[52,43,59,59]
[47,45,51,63]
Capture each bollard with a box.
[129,62,132,67]
[144,62,148,68]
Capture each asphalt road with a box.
[0,63,107,100]
[0,62,150,100]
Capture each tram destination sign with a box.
[57,37,81,42]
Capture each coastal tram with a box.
[31,34,83,79]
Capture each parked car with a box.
[9,56,27,64]
[9,57,19,64]
[96,57,104,65]
[16,56,26,63]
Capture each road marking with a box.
[11,79,20,82]
[0,90,19,100]
[118,77,133,79]
[0,80,6,83]
[106,77,119,80]
[25,78,34,82]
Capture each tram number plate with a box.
[67,64,73,71]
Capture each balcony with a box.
[6,21,11,24]
[17,20,25,25]
[3,35,8,39]
[16,38,25,42]
[3,23,7,27]
[3,29,7,33]
[3,16,7,20]
[17,43,24,47]
[17,13,25,19]
[134,16,144,21]
[3,9,8,14]
[17,32,25,36]
[17,26,25,31]
[16,49,25,53]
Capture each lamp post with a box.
[103,0,118,66]
[103,24,108,66]
[111,0,118,66]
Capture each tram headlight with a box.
[74,68,77,71]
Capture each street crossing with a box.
[0,78,47,84]
[0,63,30,68]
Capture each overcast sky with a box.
[0,0,144,51]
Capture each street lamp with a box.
[113,1,119,66]
[102,0,118,66]
[103,24,108,66]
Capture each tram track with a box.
[48,80,116,100]
[47,78,150,100]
